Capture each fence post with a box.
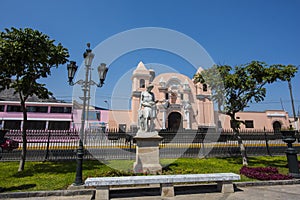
[201,132,206,157]
[264,127,272,156]
[44,130,51,161]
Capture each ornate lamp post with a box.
[67,43,108,185]
[281,130,300,178]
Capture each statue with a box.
[138,84,158,132]
[134,84,163,174]
[183,101,192,119]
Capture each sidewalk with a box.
[3,181,300,200]
[111,182,300,200]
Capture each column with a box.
[162,109,166,129]
[185,110,190,129]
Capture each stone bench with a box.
[85,173,240,200]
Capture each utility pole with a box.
[288,80,298,131]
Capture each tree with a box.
[0,27,69,171]
[194,61,298,165]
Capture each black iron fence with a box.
[1,129,299,161]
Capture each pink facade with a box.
[219,110,292,131]
[108,110,133,131]
[0,101,73,130]
[1,62,296,132]
[72,108,109,130]
[105,62,298,132]
[107,62,215,131]
[0,100,110,131]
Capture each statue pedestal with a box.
[133,131,163,174]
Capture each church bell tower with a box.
[131,61,151,129]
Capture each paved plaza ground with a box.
[4,182,300,200]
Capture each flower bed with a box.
[240,166,293,180]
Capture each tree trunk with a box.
[231,114,248,166]
[236,133,248,166]
[18,100,27,172]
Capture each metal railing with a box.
[1,129,299,161]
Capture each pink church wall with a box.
[219,110,290,130]
[108,110,133,130]
[72,109,109,130]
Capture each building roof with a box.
[0,87,59,102]
[136,61,147,70]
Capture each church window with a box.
[203,84,208,92]
[140,79,145,88]
[165,93,169,100]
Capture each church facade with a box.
[0,62,296,132]
[109,61,215,131]
[106,61,297,132]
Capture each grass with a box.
[0,156,295,193]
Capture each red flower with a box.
[240,166,292,180]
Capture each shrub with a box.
[240,166,292,180]
[102,169,134,177]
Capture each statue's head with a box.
[147,84,154,91]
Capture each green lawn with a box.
[0,156,294,193]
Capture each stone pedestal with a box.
[133,131,163,174]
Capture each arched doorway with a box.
[273,121,281,133]
[168,112,182,131]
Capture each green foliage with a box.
[0,157,293,192]
[194,61,298,123]
[0,27,70,171]
[194,61,298,166]
[0,27,69,99]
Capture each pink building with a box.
[108,62,215,131]
[1,62,296,132]
[0,101,73,130]
[218,110,291,131]
[106,62,297,132]
[72,104,109,130]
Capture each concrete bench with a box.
[85,173,240,200]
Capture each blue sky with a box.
[1,0,299,116]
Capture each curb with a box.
[235,179,300,187]
[1,180,300,199]
[0,189,94,199]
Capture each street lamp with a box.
[67,43,108,186]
